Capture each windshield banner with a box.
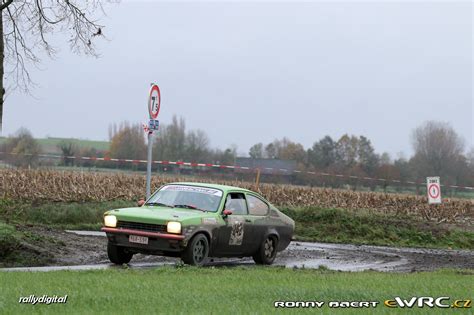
[162,185,223,197]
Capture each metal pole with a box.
[146,131,153,199]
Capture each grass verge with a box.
[282,207,474,249]
[0,222,54,267]
[0,199,473,265]
[0,199,134,231]
[0,267,472,314]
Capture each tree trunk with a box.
[0,10,4,133]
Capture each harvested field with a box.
[1,169,472,223]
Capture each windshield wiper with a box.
[173,204,207,212]
[146,202,174,208]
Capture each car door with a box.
[241,194,271,254]
[215,192,249,256]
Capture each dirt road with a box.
[1,227,473,272]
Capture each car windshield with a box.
[146,185,223,212]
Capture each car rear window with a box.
[247,195,269,216]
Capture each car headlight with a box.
[167,221,181,234]
[104,215,117,228]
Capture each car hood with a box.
[106,206,210,225]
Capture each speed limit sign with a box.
[145,83,161,200]
[426,177,442,204]
[148,84,161,119]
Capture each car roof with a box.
[167,182,255,194]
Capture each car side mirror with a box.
[137,199,145,207]
[222,209,233,217]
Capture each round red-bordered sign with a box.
[428,184,440,199]
[148,84,161,119]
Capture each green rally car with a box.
[102,182,295,266]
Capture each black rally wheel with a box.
[107,242,133,264]
[253,236,278,265]
[181,233,209,266]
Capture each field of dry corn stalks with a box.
[1,169,472,223]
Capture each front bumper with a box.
[101,227,185,240]
[102,227,185,254]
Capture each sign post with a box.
[426,177,441,204]
[146,84,161,199]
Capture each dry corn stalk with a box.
[1,169,472,223]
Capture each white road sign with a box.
[426,177,441,204]
[148,84,161,119]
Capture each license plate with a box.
[129,235,148,245]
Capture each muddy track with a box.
[2,227,473,272]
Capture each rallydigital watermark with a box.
[274,297,472,309]
[18,295,68,305]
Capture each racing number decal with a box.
[229,218,244,246]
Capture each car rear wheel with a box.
[181,233,209,266]
[253,236,278,265]
[107,242,133,264]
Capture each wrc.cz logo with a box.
[384,297,471,309]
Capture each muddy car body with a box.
[102,182,295,266]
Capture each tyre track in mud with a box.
[1,228,473,272]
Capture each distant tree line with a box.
[248,121,473,191]
[107,116,238,167]
[2,119,473,193]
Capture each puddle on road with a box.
[280,242,409,272]
[65,230,106,237]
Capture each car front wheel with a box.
[181,233,209,266]
[107,242,133,264]
[253,236,278,265]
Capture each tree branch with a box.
[2,0,108,97]
[35,0,64,25]
[0,0,13,11]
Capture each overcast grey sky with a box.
[3,1,473,157]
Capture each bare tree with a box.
[185,129,210,162]
[1,0,112,132]
[249,143,263,159]
[410,121,465,181]
[154,115,187,161]
[467,147,474,172]
[109,122,146,160]
[4,127,41,167]
[57,139,77,166]
[335,134,359,168]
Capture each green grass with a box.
[1,200,472,250]
[0,137,109,154]
[0,222,53,267]
[0,199,134,230]
[0,200,135,267]
[282,207,474,249]
[0,222,19,254]
[0,267,472,314]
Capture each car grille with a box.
[117,221,167,233]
